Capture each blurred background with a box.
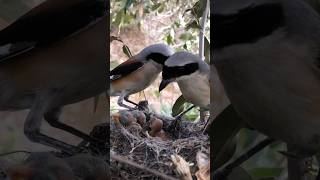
[0,0,107,152]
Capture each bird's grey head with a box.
[159,51,205,92]
[214,0,286,49]
[135,43,174,65]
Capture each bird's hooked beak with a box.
[159,79,174,92]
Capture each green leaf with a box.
[110,36,123,43]
[186,20,200,30]
[122,45,133,58]
[124,0,133,13]
[183,44,188,50]
[114,10,124,28]
[179,33,193,41]
[174,21,180,28]
[158,3,165,13]
[213,136,237,169]
[172,95,187,117]
[166,33,174,45]
[209,105,245,170]
[195,0,207,18]
[227,167,254,180]
[249,168,283,179]
[151,3,161,11]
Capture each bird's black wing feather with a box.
[110,60,144,81]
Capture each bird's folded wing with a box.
[110,59,144,81]
[0,0,106,62]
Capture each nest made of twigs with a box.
[110,108,209,180]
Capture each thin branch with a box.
[111,154,179,180]
[198,0,210,122]
[199,0,210,60]
[0,150,32,157]
[213,138,274,179]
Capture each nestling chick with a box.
[149,117,169,141]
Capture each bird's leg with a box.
[124,95,141,108]
[202,115,211,133]
[44,107,97,143]
[24,91,80,155]
[213,138,274,179]
[117,94,135,110]
[169,105,196,132]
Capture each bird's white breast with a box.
[177,73,210,109]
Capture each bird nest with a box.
[110,105,210,180]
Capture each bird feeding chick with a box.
[159,52,210,109]
[159,52,211,130]
[110,44,174,110]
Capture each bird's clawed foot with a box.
[167,115,183,138]
[167,105,196,137]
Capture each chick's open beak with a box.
[159,79,174,92]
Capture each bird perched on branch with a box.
[159,52,210,109]
[110,44,174,110]
[0,0,107,154]
[159,51,229,131]
[213,0,320,159]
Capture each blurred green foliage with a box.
[111,0,210,53]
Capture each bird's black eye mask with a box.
[146,53,170,65]
[214,3,285,49]
[162,63,199,80]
